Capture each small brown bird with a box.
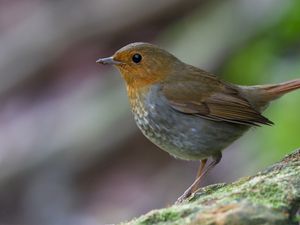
[96,42,300,203]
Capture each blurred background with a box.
[0,0,300,224]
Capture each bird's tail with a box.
[242,79,300,111]
[259,79,300,101]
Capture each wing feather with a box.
[162,78,273,126]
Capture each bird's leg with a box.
[175,152,222,204]
[191,159,207,193]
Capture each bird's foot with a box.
[175,188,193,204]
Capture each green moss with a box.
[191,167,293,210]
[190,183,227,201]
[234,182,286,209]
[122,150,300,225]
[130,207,197,225]
[140,210,180,224]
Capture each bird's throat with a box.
[126,84,150,114]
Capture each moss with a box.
[140,210,180,224]
[190,183,227,202]
[130,207,197,225]
[121,149,300,225]
[234,181,286,209]
[191,165,296,210]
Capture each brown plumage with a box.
[161,69,273,126]
[96,42,300,203]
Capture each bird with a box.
[96,42,300,203]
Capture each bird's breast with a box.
[126,84,249,160]
[127,85,178,151]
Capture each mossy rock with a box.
[121,149,300,225]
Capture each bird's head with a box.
[97,42,182,88]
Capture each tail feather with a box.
[262,79,300,100]
[242,79,300,111]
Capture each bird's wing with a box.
[162,76,273,126]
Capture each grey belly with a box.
[133,88,250,161]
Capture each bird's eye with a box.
[132,53,142,63]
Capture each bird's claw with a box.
[175,189,192,204]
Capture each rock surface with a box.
[121,149,300,225]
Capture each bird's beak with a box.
[96,56,121,65]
